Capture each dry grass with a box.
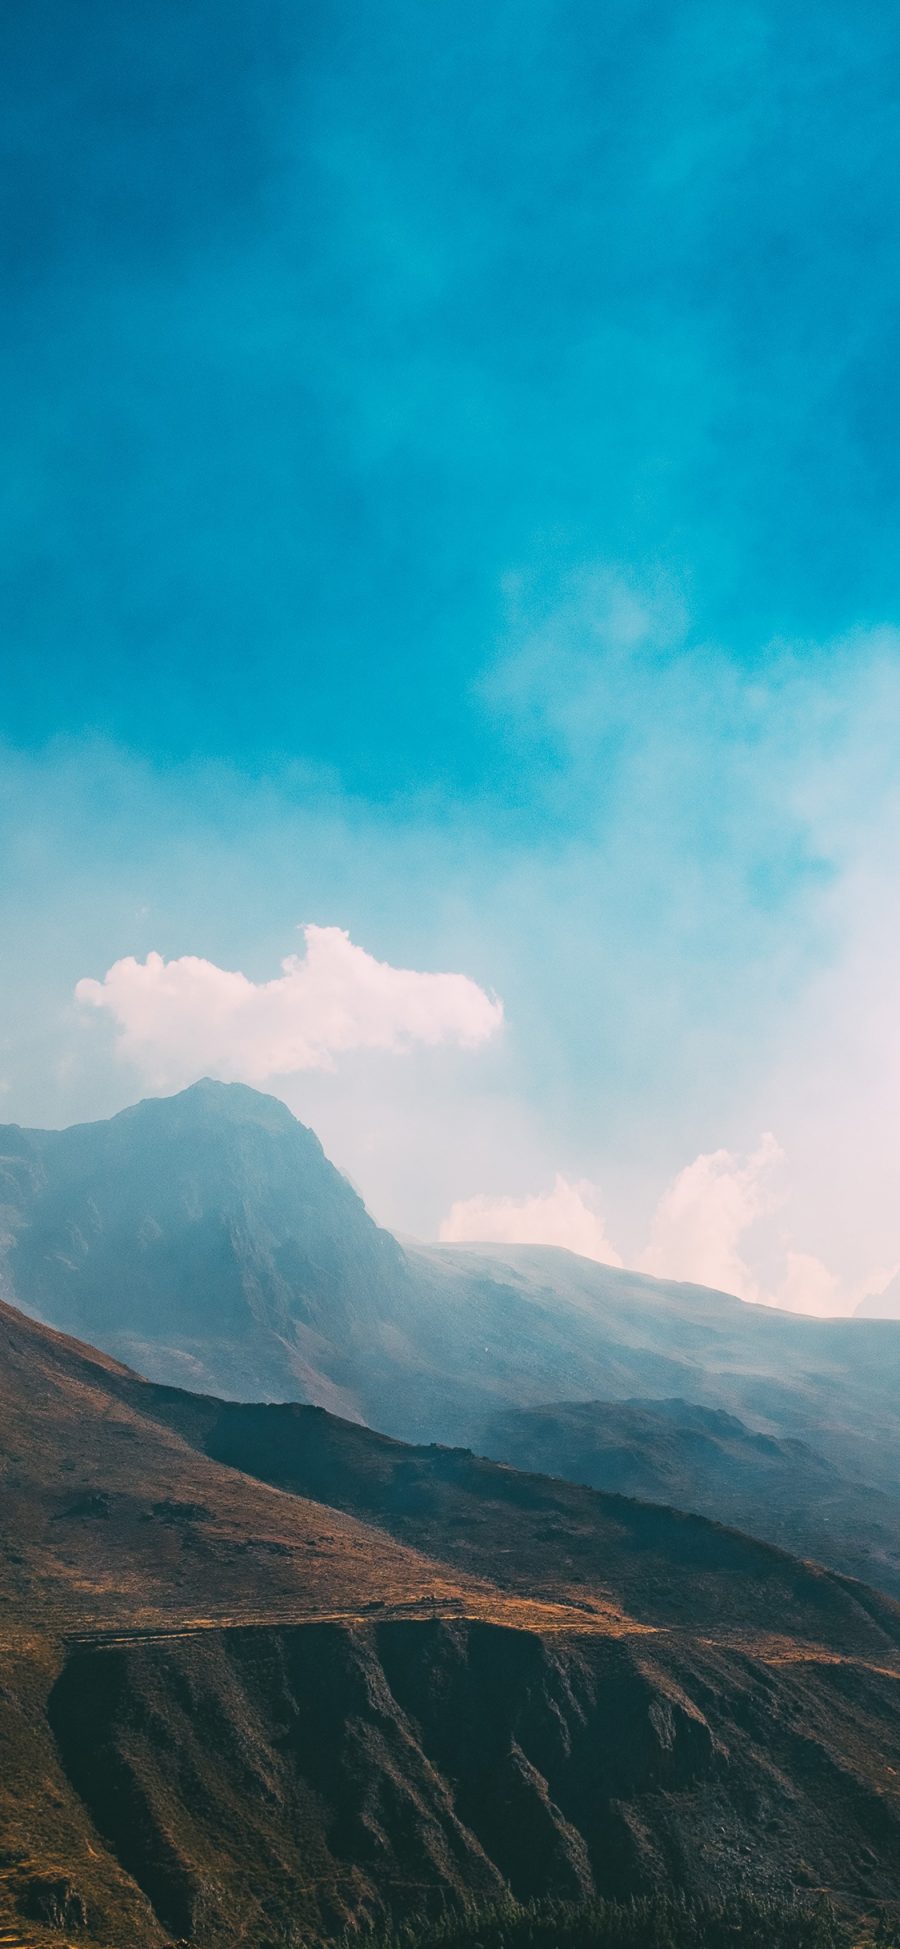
[5,1299,900,1947]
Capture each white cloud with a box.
[774,1250,842,1317]
[436,1133,895,1317]
[850,1263,900,1318]
[439,1174,622,1265]
[633,1134,878,1314]
[76,924,503,1089]
[639,1134,784,1302]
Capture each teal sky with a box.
[4,1,900,1311]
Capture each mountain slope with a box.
[477,1396,900,1599]
[5,1082,900,1486]
[0,1078,408,1411]
[5,1298,900,1945]
[120,1384,900,1646]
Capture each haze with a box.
[4,2,900,1318]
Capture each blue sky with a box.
[4,1,900,1310]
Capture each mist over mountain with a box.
[5,1086,900,1941]
[4,1081,900,1494]
[9,1,900,1941]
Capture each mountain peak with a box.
[0,1082,406,1396]
[122,1076,305,1135]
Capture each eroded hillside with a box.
[4,1299,900,1946]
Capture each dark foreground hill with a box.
[478,1397,900,1600]
[4,1298,900,1948]
[4,1082,900,1501]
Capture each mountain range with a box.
[856,1270,900,1320]
[5,1292,900,1948]
[6,1084,900,1942]
[4,1080,900,1492]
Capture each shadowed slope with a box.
[477,1396,900,1600]
[0,1297,481,1639]
[124,1383,900,1652]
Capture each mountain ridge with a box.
[478,1394,900,1599]
[5,1081,900,1484]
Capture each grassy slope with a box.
[5,1299,900,1946]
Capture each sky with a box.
[4,0,900,1314]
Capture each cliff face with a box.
[44,1615,900,1947]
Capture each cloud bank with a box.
[439,1144,783,1299]
[76,925,503,1089]
[438,1135,898,1317]
[639,1134,784,1303]
[440,1174,622,1266]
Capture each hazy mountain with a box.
[4,1083,900,1493]
[0,1078,408,1411]
[480,1396,900,1598]
[4,1293,900,1945]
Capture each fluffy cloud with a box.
[639,1134,784,1303]
[76,925,503,1088]
[438,1144,780,1297]
[438,1134,889,1318]
[639,1141,897,1316]
[775,1250,842,1317]
[439,1174,622,1266]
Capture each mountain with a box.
[410,1241,900,1491]
[5,1294,900,1948]
[5,1083,900,1488]
[0,1078,408,1412]
[479,1396,900,1599]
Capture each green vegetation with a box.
[346,1892,858,1949]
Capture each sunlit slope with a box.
[0,1298,490,1637]
[130,1383,900,1656]
[4,1298,900,1946]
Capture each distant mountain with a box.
[5,1293,900,1944]
[480,1395,900,1598]
[0,1078,407,1411]
[4,1083,900,1494]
